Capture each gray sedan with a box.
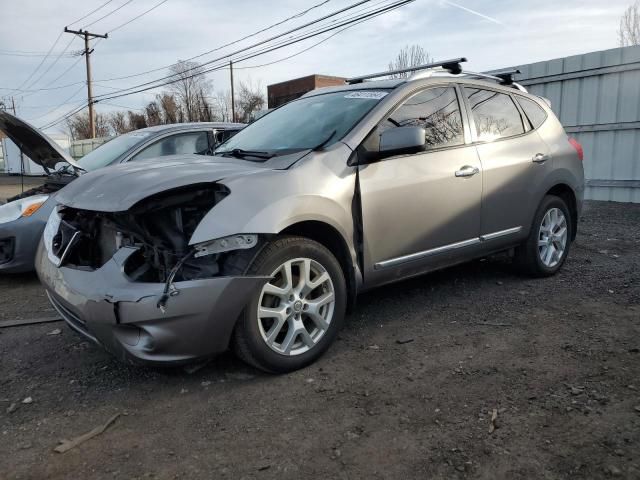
[0,112,244,272]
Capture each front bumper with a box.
[36,242,268,365]
[0,214,47,273]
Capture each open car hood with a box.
[54,152,307,212]
[0,111,81,172]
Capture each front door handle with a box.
[532,153,550,163]
[455,165,480,177]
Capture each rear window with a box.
[464,88,525,142]
[516,96,547,129]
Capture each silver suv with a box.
[36,59,584,373]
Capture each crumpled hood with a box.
[54,153,303,212]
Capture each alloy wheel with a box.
[257,257,336,356]
[538,207,568,268]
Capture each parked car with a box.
[36,60,584,372]
[0,112,244,272]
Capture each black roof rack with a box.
[344,58,527,92]
[492,69,522,85]
[346,57,467,84]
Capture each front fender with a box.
[189,145,357,249]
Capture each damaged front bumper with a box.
[36,242,268,365]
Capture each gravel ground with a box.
[1,200,639,480]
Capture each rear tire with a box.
[515,195,572,277]
[223,236,347,373]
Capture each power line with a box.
[0,50,75,58]
[101,101,144,110]
[94,0,376,98]
[40,102,89,130]
[95,0,410,102]
[108,0,169,33]
[40,0,414,128]
[67,0,116,26]
[84,0,333,83]
[24,35,78,91]
[95,12,385,114]
[8,0,118,93]
[14,31,64,91]
[84,0,136,28]
[26,84,87,121]
[235,14,378,70]
[0,0,331,93]
[15,0,160,122]
[10,40,103,96]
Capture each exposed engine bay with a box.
[54,184,231,282]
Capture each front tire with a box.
[515,195,572,277]
[224,236,347,373]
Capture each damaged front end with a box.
[54,183,233,282]
[37,183,269,365]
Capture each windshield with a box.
[77,131,151,171]
[217,90,389,156]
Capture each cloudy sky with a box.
[0,0,632,134]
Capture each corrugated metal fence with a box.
[502,45,640,203]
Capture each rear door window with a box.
[516,96,547,129]
[464,88,525,142]
[380,86,465,150]
[130,131,210,161]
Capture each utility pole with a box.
[64,27,107,138]
[229,60,236,123]
[10,97,16,115]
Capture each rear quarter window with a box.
[516,96,548,129]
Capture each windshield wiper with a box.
[218,148,275,160]
[312,129,337,151]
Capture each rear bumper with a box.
[36,242,268,365]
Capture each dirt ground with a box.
[1,200,639,480]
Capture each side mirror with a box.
[379,126,426,158]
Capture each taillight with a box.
[568,137,584,161]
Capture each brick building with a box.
[267,74,346,108]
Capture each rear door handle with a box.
[455,165,480,177]
[532,153,550,163]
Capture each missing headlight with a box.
[55,183,231,281]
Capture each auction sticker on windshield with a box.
[344,91,388,99]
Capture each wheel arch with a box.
[545,183,578,240]
[280,220,359,311]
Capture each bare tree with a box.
[67,111,110,140]
[619,1,640,46]
[108,111,130,134]
[127,111,147,131]
[167,60,213,122]
[213,90,232,122]
[195,90,214,122]
[388,45,432,78]
[235,81,266,123]
[157,93,182,124]
[145,101,163,126]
